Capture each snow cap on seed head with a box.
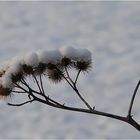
[37,49,62,64]
[59,46,92,62]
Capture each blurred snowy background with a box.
[0,1,140,139]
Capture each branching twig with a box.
[8,99,35,106]
[9,78,140,131]
[7,64,140,132]
[56,67,93,110]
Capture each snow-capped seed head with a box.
[37,50,62,65]
[6,57,23,76]
[0,86,11,97]
[47,69,63,83]
[0,70,5,77]
[11,72,24,83]
[61,57,72,67]
[74,60,92,72]
[59,46,78,61]
[22,64,34,75]
[34,63,47,75]
[47,63,57,70]
[1,75,13,89]
[59,46,92,62]
[76,48,92,62]
[24,52,39,67]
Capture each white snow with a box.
[75,48,92,62]
[59,46,92,62]
[7,57,23,75]
[0,47,92,88]
[23,52,39,67]
[59,46,78,60]
[1,75,13,89]
[37,49,63,64]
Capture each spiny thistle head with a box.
[22,64,34,75]
[0,86,11,97]
[47,68,63,83]
[0,71,5,77]
[61,57,72,67]
[0,46,92,90]
[11,72,24,83]
[34,63,47,75]
[74,60,92,72]
[47,63,56,70]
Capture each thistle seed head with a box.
[74,60,92,72]
[61,57,72,67]
[34,63,47,75]
[0,86,11,97]
[22,64,34,75]
[11,72,24,83]
[47,69,63,83]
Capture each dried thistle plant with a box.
[0,46,140,132]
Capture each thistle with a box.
[11,72,24,83]
[22,64,34,75]
[34,63,47,75]
[61,57,72,68]
[74,60,92,72]
[47,68,63,83]
[0,86,11,97]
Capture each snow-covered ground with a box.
[0,1,140,138]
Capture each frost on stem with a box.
[0,46,92,97]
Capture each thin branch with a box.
[14,83,29,93]
[56,67,92,110]
[65,67,74,84]
[16,81,64,107]
[61,73,75,89]
[10,80,140,131]
[33,75,43,94]
[128,80,140,117]
[12,90,27,93]
[8,99,35,106]
[30,95,140,131]
[73,86,93,111]
[39,74,45,95]
[74,70,81,84]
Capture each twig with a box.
[74,70,81,84]
[73,85,93,111]
[39,75,45,95]
[8,99,35,106]
[128,80,140,117]
[65,67,74,84]
[12,90,27,93]
[33,75,43,94]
